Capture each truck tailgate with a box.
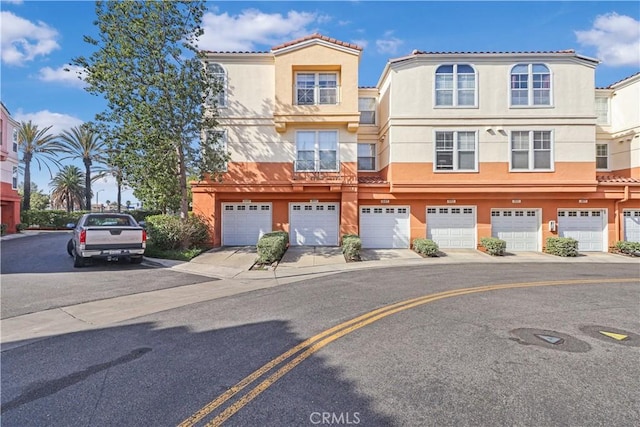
[84,227,144,247]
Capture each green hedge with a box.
[480,237,507,256]
[342,234,362,261]
[412,238,439,257]
[614,241,640,256]
[545,237,579,257]
[256,231,289,264]
[20,210,89,228]
[0,223,6,236]
[129,210,163,222]
[145,213,210,250]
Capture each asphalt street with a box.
[1,238,638,427]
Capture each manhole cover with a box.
[579,325,640,347]
[509,328,590,353]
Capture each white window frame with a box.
[509,63,552,107]
[207,63,227,108]
[357,143,376,171]
[509,130,554,172]
[206,129,228,172]
[434,64,477,108]
[595,97,610,126]
[295,130,339,172]
[358,97,376,124]
[12,128,18,152]
[12,166,18,189]
[295,72,339,106]
[433,130,478,172]
[596,142,609,171]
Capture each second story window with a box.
[595,97,610,125]
[596,143,609,170]
[12,128,18,152]
[296,73,338,105]
[296,130,338,171]
[510,64,551,106]
[435,64,476,107]
[207,63,227,108]
[510,130,553,171]
[434,131,477,171]
[358,143,376,171]
[12,166,18,189]
[359,97,376,124]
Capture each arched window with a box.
[207,63,227,108]
[510,64,551,106]
[435,64,476,107]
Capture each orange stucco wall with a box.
[1,182,21,234]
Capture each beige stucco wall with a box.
[273,42,360,115]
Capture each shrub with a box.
[20,210,88,228]
[412,238,439,257]
[0,223,7,236]
[145,213,210,250]
[614,241,640,256]
[256,231,289,264]
[16,223,26,232]
[545,237,579,257]
[342,234,362,261]
[480,237,507,256]
[129,210,163,222]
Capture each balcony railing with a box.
[295,85,340,105]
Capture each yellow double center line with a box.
[178,277,639,427]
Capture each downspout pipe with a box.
[614,185,630,242]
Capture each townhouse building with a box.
[0,102,21,234]
[192,34,640,252]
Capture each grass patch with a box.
[144,244,210,261]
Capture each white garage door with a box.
[491,209,540,251]
[290,203,339,246]
[426,206,476,249]
[558,210,605,252]
[222,203,272,246]
[624,210,640,242]
[360,206,410,248]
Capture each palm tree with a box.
[59,124,107,210]
[50,166,86,213]
[17,121,67,211]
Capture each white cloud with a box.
[351,39,369,49]
[0,11,60,65]
[3,0,24,4]
[199,8,320,51]
[38,65,87,88]
[376,31,404,55]
[575,13,640,66]
[14,109,83,136]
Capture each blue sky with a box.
[1,0,639,205]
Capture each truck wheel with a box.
[67,239,74,257]
[130,256,143,264]
[73,249,85,268]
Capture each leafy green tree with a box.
[59,123,108,210]
[73,0,228,219]
[18,182,50,210]
[50,166,86,213]
[17,121,67,211]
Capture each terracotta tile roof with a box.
[597,175,640,184]
[411,49,578,55]
[202,50,269,54]
[271,33,362,51]
[602,71,640,89]
[358,175,388,184]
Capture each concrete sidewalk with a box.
[1,244,637,351]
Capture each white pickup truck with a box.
[67,213,146,267]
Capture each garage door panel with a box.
[491,210,539,251]
[222,203,272,246]
[558,210,604,252]
[360,206,410,248]
[290,203,339,246]
[624,210,640,243]
[426,207,476,249]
